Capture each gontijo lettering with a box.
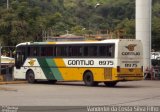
[68,60,94,65]
[67,60,114,66]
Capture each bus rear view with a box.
[116,39,143,81]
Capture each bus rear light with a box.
[117,66,120,72]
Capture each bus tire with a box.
[83,71,98,86]
[26,70,36,83]
[104,81,117,87]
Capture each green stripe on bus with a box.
[45,58,63,80]
[37,58,55,80]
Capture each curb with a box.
[0,81,27,85]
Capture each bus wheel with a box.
[104,81,117,87]
[83,71,98,86]
[26,70,36,83]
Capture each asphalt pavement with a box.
[0,80,160,112]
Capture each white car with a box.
[151,52,160,60]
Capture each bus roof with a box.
[16,39,141,47]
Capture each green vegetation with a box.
[0,0,160,50]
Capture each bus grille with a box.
[104,68,112,80]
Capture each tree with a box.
[0,0,159,51]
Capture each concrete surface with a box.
[0,80,160,106]
[0,81,27,85]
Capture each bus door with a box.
[15,47,26,69]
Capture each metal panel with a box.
[104,68,112,80]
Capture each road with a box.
[0,80,160,111]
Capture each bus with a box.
[14,39,143,87]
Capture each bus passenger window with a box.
[107,45,114,58]
[47,47,54,56]
[106,46,111,57]
[29,47,39,57]
[84,46,88,56]
[56,46,68,57]
[41,47,45,56]
[99,46,107,56]
[99,45,114,58]
[69,46,82,57]
[88,46,97,56]
[41,47,54,56]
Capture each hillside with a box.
[0,0,160,50]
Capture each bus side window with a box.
[47,47,54,56]
[33,48,37,56]
[28,47,39,57]
[41,46,54,56]
[88,46,97,56]
[41,47,45,56]
[56,46,68,57]
[84,46,88,56]
[99,44,115,58]
[69,46,83,57]
[99,46,107,56]
[106,45,111,57]
[108,45,115,58]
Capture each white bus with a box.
[14,39,143,87]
